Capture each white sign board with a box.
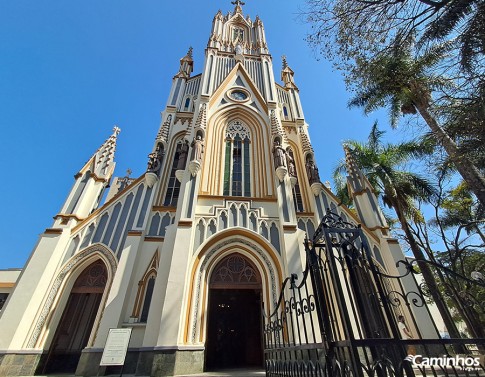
[100,328,132,366]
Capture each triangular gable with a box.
[209,62,268,114]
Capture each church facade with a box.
[0,2,414,376]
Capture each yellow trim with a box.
[144,236,165,242]
[197,194,277,202]
[0,283,15,288]
[127,230,143,236]
[44,228,63,235]
[152,206,177,212]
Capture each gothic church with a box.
[0,2,409,376]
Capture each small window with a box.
[183,97,191,111]
[283,106,289,120]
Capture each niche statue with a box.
[272,141,286,169]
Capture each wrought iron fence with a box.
[263,211,485,377]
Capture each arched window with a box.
[132,253,158,323]
[183,97,191,111]
[223,121,251,197]
[288,148,304,212]
[283,106,289,120]
[164,142,183,206]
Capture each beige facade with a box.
[0,3,417,376]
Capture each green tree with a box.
[334,122,463,339]
[348,36,485,207]
[304,0,484,76]
[408,171,485,338]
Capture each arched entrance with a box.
[42,260,107,374]
[206,253,263,370]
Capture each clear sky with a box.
[0,0,397,269]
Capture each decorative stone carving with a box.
[147,143,164,175]
[145,172,158,188]
[190,135,204,163]
[177,140,190,170]
[275,166,288,182]
[226,120,250,140]
[311,182,324,196]
[189,160,201,177]
[306,158,320,184]
[272,140,286,169]
[286,150,296,178]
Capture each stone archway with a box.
[205,253,263,370]
[41,260,108,374]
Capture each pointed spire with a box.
[176,47,194,78]
[299,126,314,155]
[282,55,288,69]
[343,144,361,180]
[194,103,207,132]
[343,144,389,229]
[93,126,120,179]
[281,55,298,90]
[270,110,287,144]
[157,115,172,142]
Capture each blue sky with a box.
[0,0,398,269]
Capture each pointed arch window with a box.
[183,97,191,112]
[132,253,159,323]
[283,106,289,121]
[164,142,183,206]
[223,121,251,197]
[288,148,304,212]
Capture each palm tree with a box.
[349,35,485,207]
[422,0,485,73]
[334,122,463,339]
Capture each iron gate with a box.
[263,211,485,376]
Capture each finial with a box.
[232,0,245,13]
[282,55,288,69]
[113,126,121,135]
[187,47,193,58]
[126,168,132,177]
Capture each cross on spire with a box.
[231,0,245,6]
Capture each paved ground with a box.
[175,369,265,376]
[19,369,266,377]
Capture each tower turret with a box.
[281,56,297,90]
[56,127,120,224]
[176,47,194,79]
[344,145,389,233]
[167,47,194,108]
[280,56,303,119]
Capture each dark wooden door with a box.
[206,288,263,370]
[42,260,107,374]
